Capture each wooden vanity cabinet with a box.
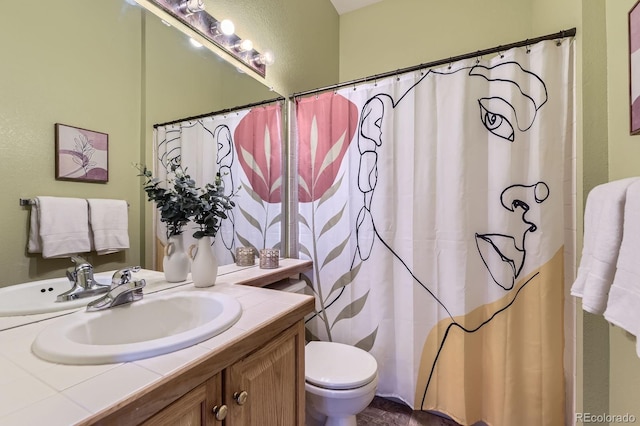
[224,322,302,426]
[132,320,305,426]
[142,376,221,425]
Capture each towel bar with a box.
[20,198,130,207]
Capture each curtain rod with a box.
[290,27,576,99]
[153,96,285,128]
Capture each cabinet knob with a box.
[233,390,248,405]
[212,404,228,421]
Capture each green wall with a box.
[205,0,340,95]
[0,0,142,285]
[606,0,640,421]
[339,0,533,81]
[0,0,339,286]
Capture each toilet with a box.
[268,278,379,426]
[305,341,378,426]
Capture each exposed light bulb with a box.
[189,38,203,48]
[254,50,275,66]
[219,19,235,36]
[235,39,253,52]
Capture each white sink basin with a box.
[32,291,242,365]
[0,274,112,317]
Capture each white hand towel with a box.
[571,177,639,314]
[30,196,91,258]
[87,198,130,255]
[605,180,640,357]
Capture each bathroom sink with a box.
[0,274,112,317]
[31,291,242,365]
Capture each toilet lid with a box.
[305,341,378,390]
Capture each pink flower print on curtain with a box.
[296,92,359,202]
[234,104,282,203]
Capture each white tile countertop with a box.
[0,259,313,425]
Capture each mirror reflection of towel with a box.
[87,198,130,255]
[27,196,91,258]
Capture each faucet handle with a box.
[111,266,142,287]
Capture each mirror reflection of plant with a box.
[192,174,236,240]
[135,157,200,238]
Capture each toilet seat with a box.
[305,341,378,390]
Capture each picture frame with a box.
[55,123,109,183]
[630,0,640,134]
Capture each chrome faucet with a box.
[86,266,146,312]
[56,256,110,302]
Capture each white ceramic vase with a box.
[189,237,219,288]
[163,234,191,282]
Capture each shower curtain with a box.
[153,102,283,264]
[295,39,574,425]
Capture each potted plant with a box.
[188,173,236,287]
[136,157,199,282]
[136,157,236,286]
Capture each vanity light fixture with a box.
[178,0,205,16]
[212,19,235,37]
[143,0,272,77]
[253,50,275,66]
[234,39,254,53]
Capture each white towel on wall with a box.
[27,196,91,258]
[87,198,129,255]
[570,177,639,314]
[605,180,640,357]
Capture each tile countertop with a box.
[0,259,313,426]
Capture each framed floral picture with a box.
[55,123,109,183]
[630,0,640,134]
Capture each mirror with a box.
[0,0,283,290]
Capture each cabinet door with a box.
[142,374,222,426]
[225,323,304,426]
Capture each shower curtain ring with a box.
[525,40,531,54]
[448,58,452,70]
[475,51,481,65]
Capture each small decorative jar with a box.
[236,247,255,266]
[259,248,280,269]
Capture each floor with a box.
[357,397,462,426]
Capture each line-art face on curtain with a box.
[352,61,552,394]
[356,61,549,284]
[213,124,236,253]
[476,182,549,290]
